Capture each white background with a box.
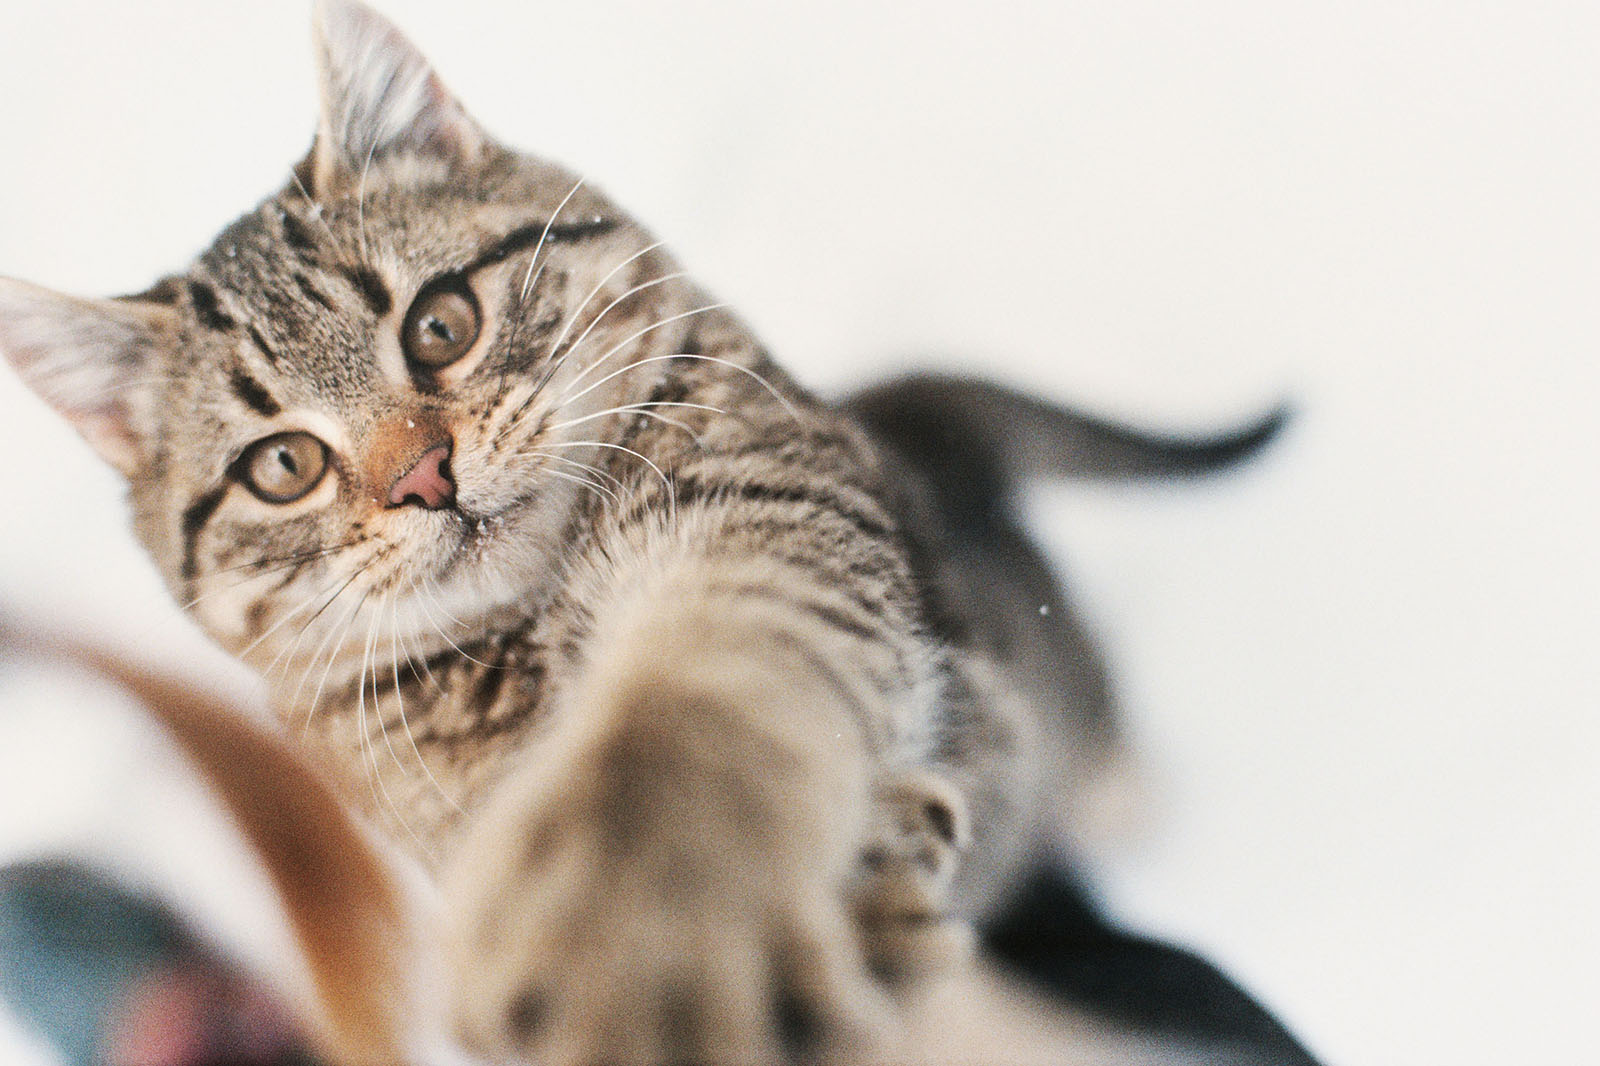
[1,2,1596,1063]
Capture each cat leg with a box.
[442,568,909,1065]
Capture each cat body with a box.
[0,2,1286,1061]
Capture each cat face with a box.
[0,1,697,679]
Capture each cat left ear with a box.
[0,278,172,478]
[309,0,488,192]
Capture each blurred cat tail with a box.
[846,372,1290,507]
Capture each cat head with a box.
[0,0,696,677]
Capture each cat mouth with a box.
[432,492,539,573]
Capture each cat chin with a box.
[423,501,569,622]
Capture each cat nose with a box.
[388,443,455,510]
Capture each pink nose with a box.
[388,444,455,510]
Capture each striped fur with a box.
[0,2,1286,1061]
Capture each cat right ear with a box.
[309,0,489,194]
[0,278,172,478]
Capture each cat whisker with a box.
[562,352,807,426]
[293,542,401,731]
[262,594,340,696]
[481,254,682,443]
[538,240,667,386]
[544,400,725,444]
[521,180,585,303]
[499,179,585,402]
[534,463,623,509]
[419,576,470,630]
[348,590,380,802]
[179,539,371,614]
[249,573,351,679]
[397,582,445,692]
[287,166,341,247]
[199,537,370,585]
[298,583,371,735]
[533,271,687,394]
[530,450,631,508]
[356,593,431,854]
[355,138,380,267]
[537,451,629,494]
[414,578,501,670]
[536,439,676,518]
[235,570,357,662]
[369,591,423,806]
[180,563,303,614]
[271,563,372,674]
[388,592,461,812]
[557,303,727,400]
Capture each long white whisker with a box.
[236,575,345,661]
[389,592,461,812]
[539,441,671,490]
[541,240,666,376]
[287,167,341,246]
[414,580,499,669]
[419,576,472,631]
[533,450,630,503]
[353,593,381,804]
[544,400,724,435]
[257,575,349,681]
[496,180,589,401]
[189,537,370,594]
[356,138,379,267]
[302,587,370,735]
[520,179,585,302]
[536,272,687,391]
[563,352,806,425]
[537,440,676,521]
[558,304,726,399]
[290,584,356,713]
[372,591,412,780]
[536,451,629,491]
[400,577,446,692]
[357,593,430,855]
[537,465,622,508]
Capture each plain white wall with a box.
[1,2,1596,1064]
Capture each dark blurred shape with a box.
[984,863,1323,1065]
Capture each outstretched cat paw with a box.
[851,769,974,988]
[440,680,902,1064]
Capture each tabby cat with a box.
[0,2,1283,1062]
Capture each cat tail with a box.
[844,372,1289,509]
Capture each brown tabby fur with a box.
[0,2,1282,1062]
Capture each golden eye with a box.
[240,432,329,504]
[402,278,481,369]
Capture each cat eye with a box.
[402,277,481,370]
[239,432,330,504]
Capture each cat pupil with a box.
[239,431,327,504]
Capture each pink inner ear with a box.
[77,409,144,477]
[105,961,308,1066]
